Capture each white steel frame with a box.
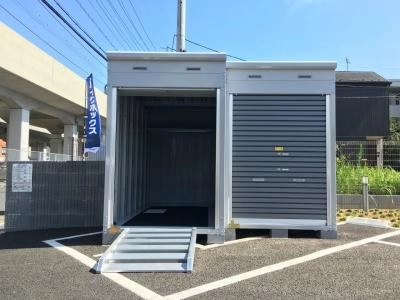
[103,88,224,234]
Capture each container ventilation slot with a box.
[248,75,262,79]
[298,75,312,79]
[186,67,201,71]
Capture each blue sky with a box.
[1,0,399,90]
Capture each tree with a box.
[388,118,400,141]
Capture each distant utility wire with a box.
[74,0,117,50]
[337,84,393,89]
[0,3,89,75]
[127,0,156,50]
[117,0,149,50]
[89,0,130,50]
[185,38,246,61]
[105,0,141,49]
[38,0,107,69]
[39,0,107,61]
[52,0,107,54]
[16,0,106,77]
[336,95,399,99]
[352,65,400,71]
[94,0,133,49]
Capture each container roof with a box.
[107,51,227,62]
[336,71,389,83]
[226,61,337,70]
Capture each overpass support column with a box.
[63,124,78,160]
[49,137,63,154]
[7,108,30,161]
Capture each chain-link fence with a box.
[337,140,400,170]
[337,140,400,201]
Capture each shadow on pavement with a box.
[0,227,101,250]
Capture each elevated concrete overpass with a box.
[0,22,107,160]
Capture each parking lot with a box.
[1,223,400,299]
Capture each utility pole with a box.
[345,57,351,71]
[176,0,186,52]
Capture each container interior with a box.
[114,90,216,228]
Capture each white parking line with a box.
[376,240,400,248]
[196,237,264,250]
[52,231,102,241]
[43,226,400,300]
[164,229,400,300]
[43,234,163,300]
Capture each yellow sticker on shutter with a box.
[275,146,284,152]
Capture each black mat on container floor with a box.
[122,206,209,227]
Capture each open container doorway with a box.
[114,89,217,229]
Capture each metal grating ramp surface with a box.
[96,227,197,273]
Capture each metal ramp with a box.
[96,227,197,273]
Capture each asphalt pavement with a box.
[0,224,399,299]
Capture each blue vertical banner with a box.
[84,74,101,153]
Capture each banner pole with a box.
[83,75,87,161]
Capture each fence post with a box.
[362,176,369,211]
[376,138,383,168]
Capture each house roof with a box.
[336,71,390,83]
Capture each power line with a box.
[105,0,142,50]
[0,3,89,75]
[16,0,106,78]
[94,0,134,50]
[87,0,130,50]
[74,0,116,50]
[185,38,246,61]
[352,65,400,71]
[39,0,107,61]
[337,84,392,89]
[102,0,140,50]
[38,1,107,69]
[117,0,149,50]
[171,34,176,50]
[336,95,398,99]
[127,0,156,50]
[165,46,177,52]
[52,0,107,54]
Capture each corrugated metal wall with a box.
[115,96,147,224]
[336,84,389,139]
[147,130,215,207]
[232,95,327,220]
[5,161,104,231]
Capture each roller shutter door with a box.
[232,95,327,220]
